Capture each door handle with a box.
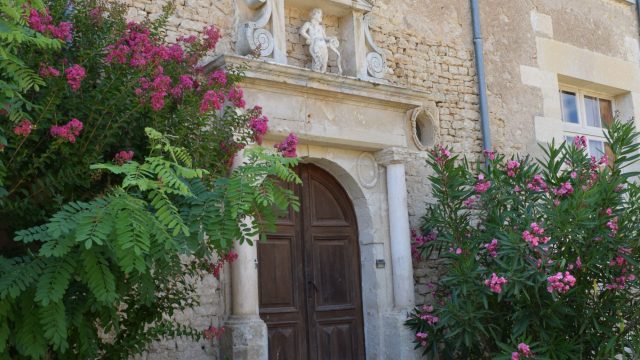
[307,280,319,292]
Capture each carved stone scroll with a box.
[238,0,275,58]
[363,13,387,79]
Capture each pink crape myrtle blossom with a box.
[200,90,224,113]
[208,70,227,86]
[13,120,33,137]
[27,8,73,41]
[203,325,225,340]
[227,86,246,108]
[50,118,83,143]
[274,133,298,158]
[485,273,507,294]
[39,64,61,78]
[114,150,134,165]
[203,25,221,50]
[547,271,576,294]
[65,64,86,92]
[249,114,269,145]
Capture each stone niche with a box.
[236,0,388,81]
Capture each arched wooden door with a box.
[257,164,365,360]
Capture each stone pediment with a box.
[284,0,372,15]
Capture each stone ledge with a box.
[205,54,431,111]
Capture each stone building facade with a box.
[123,0,640,359]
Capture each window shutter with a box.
[599,99,614,127]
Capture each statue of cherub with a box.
[299,8,342,74]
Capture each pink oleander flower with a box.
[203,25,221,50]
[553,181,574,197]
[512,352,520,360]
[526,174,547,192]
[227,86,246,108]
[522,223,550,247]
[419,313,439,325]
[605,208,613,216]
[200,90,224,113]
[607,217,619,236]
[13,120,33,137]
[576,257,582,270]
[150,91,167,111]
[506,160,520,177]
[208,70,227,86]
[39,63,60,77]
[274,133,298,158]
[570,171,577,179]
[484,149,495,160]
[474,174,491,193]
[484,239,499,258]
[485,273,507,294]
[431,145,451,165]
[449,247,462,255]
[463,196,477,208]
[574,135,587,150]
[50,118,83,143]
[512,343,534,359]
[547,271,576,294]
[411,230,436,262]
[250,115,269,145]
[114,150,134,165]
[65,64,86,92]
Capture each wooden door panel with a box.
[259,164,364,360]
[258,237,296,309]
[267,324,302,360]
[317,320,358,360]
[311,237,353,309]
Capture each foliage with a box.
[0,129,299,359]
[406,120,640,359]
[0,0,300,358]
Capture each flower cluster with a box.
[13,120,33,137]
[418,305,439,325]
[65,64,86,92]
[27,8,73,41]
[39,63,61,78]
[203,325,225,340]
[546,271,576,294]
[485,273,507,294]
[574,135,587,150]
[431,145,451,165]
[202,25,221,50]
[552,181,574,197]
[415,332,429,347]
[227,86,246,108]
[506,160,520,177]
[474,174,491,193]
[606,247,636,290]
[484,149,496,160]
[484,239,499,258]
[209,251,239,280]
[274,133,298,158]
[200,90,224,113]
[50,118,83,143]
[522,223,550,247]
[526,174,547,192]
[249,113,269,145]
[106,22,185,67]
[511,343,534,360]
[114,150,134,165]
[411,229,436,261]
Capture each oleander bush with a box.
[0,0,299,358]
[407,120,640,359]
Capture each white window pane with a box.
[589,140,605,158]
[561,91,579,124]
[584,95,601,128]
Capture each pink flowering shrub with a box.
[0,1,300,358]
[406,121,640,358]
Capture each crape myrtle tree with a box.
[406,121,640,359]
[0,0,300,358]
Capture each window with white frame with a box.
[559,85,615,160]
